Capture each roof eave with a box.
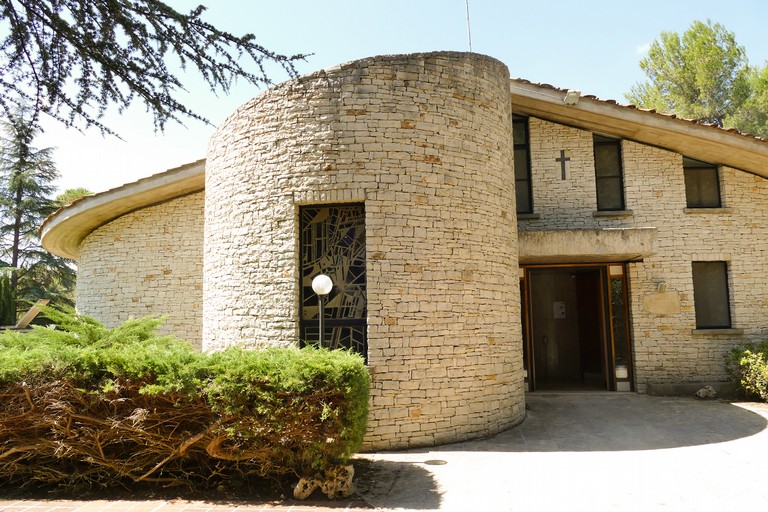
[41,159,206,259]
[510,80,768,177]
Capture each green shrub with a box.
[726,340,768,401]
[205,346,370,469]
[0,271,15,325]
[0,308,370,492]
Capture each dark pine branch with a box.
[0,0,306,134]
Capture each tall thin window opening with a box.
[299,204,367,358]
[513,115,533,214]
[593,134,625,211]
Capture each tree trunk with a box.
[10,175,23,292]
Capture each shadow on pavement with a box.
[409,394,768,453]
[353,458,441,510]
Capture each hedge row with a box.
[0,308,370,494]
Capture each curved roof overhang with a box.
[40,159,205,259]
[511,79,768,177]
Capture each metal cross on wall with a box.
[556,150,570,180]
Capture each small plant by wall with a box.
[726,340,768,401]
[0,308,369,498]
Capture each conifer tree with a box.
[0,0,304,134]
[0,107,75,312]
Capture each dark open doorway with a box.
[527,267,607,390]
[521,264,632,392]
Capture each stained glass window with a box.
[299,204,367,358]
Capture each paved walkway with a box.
[2,393,768,511]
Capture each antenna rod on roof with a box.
[465,0,473,52]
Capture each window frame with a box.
[513,114,533,214]
[593,134,626,211]
[691,261,732,329]
[684,157,722,208]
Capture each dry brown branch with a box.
[0,443,46,460]
[205,435,272,462]
[0,380,228,489]
[22,382,34,410]
[136,416,228,482]
[0,370,361,495]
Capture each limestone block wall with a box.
[625,156,768,391]
[522,118,597,229]
[205,52,525,449]
[76,192,204,348]
[516,116,768,390]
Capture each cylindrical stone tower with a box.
[204,51,525,449]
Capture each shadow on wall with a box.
[403,394,768,453]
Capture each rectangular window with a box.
[299,204,367,359]
[684,157,721,208]
[513,115,533,214]
[692,261,731,329]
[593,134,625,211]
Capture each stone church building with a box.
[41,52,768,450]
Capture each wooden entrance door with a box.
[521,264,631,391]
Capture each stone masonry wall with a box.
[522,118,596,229]
[205,52,525,449]
[77,192,204,348]
[517,116,768,391]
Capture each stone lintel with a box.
[518,227,657,264]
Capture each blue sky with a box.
[38,0,768,193]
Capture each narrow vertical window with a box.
[513,115,533,214]
[300,204,367,358]
[692,261,731,329]
[610,276,629,367]
[593,134,625,211]
[684,157,721,208]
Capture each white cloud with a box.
[636,43,651,55]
